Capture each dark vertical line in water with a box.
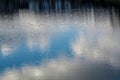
[64,0,71,12]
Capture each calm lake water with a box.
[0,0,120,80]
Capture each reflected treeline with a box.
[0,0,120,13]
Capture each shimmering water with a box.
[0,1,120,80]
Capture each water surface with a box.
[0,1,120,80]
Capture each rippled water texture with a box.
[0,0,120,80]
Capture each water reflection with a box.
[0,3,120,80]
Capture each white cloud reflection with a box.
[71,9,120,68]
[0,43,15,56]
[0,10,72,54]
[17,10,74,52]
[0,8,120,80]
[0,57,119,80]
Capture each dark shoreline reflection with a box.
[0,1,120,80]
[0,0,120,13]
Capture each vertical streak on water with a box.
[111,8,120,30]
[42,0,49,13]
[64,0,71,12]
[29,0,39,13]
[55,0,61,12]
